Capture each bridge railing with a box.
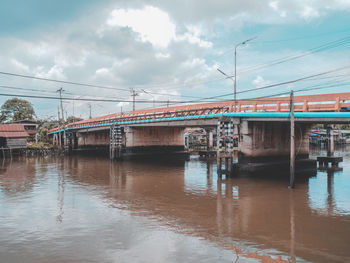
[49,92,350,133]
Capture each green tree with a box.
[66,116,83,123]
[0,98,36,123]
[36,118,59,143]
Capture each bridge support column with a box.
[58,131,65,149]
[64,132,74,154]
[216,118,237,176]
[237,120,315,172]
[326,125,335,157]
[205,128,215,151]
[73,132,78,149]
[110,126,123,160]
[53,133,59,147]
[124,126,185,156]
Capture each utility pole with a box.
[57,106,60,124]
[167,99,169,108]
[234,47,237,112]
[130,88,139,111]
[57,88,65,122]
[289,90,295,189]
[88,103,92,119]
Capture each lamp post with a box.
[217,36,257,112]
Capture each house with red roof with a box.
[0,124,31,148]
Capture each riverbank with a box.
[0,147,64,158]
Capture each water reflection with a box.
[0,150,349,262]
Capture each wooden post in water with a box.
[327,125,335,157]
[289,90,295,189]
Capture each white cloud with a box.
[269,1,279,11]
[35,65,66,80]
[11,59,30,72]
[252,75,266,86]
[176,26,213,48]
[155,53,171,59]
[0,0,350,119]
[301,6,320,19]
[106,6,176,48]
[96,68,110,75]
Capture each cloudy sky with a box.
[0,0,350,120]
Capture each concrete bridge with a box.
[49,92,350,175]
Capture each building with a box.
[12,120,37,143]
[0,124,31,148]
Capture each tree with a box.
[0,98,36,123]
[66,116,83,123]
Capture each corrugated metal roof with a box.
[0,124,27,132]
[0,131,29,138]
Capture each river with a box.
[0,147,349,262]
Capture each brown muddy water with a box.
[0,147,350,263]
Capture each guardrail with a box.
[49,92,350,134]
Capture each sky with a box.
[0,0,350,120]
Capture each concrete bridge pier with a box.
[237,120,315,172]
[326,125,335,157]
[52,133,59,147]
[63,131,78,154]
[123,126,186,157]
[65,132,73,154]
[216,118,237,177]
[215,118,316,174]
[110,126,123,160]
[205,128,215,151]
[53,131,65,149]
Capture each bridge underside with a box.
[51,114,350,173]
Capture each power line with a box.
[162,65,350,107]
[223,36,350,77]
[0,71,131,92]
[0,70,203,99]
[0,83,136,101]
[1,36,349,104]
[191,65,350,102]
[1,35,348,100]
[0,84,58,94]
[253,28,350,44]
[0,92,213,104]
[125,35,350,91]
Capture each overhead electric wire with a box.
[0,71,202,99]
[253,27,350,44]
[0,92,219,104]
[0,85,59,94]
[1,36,349,99]
[222,36,350,77]
[1,36,349,106]
[139,30,350,92]
[127,35,350,91]
[2,79,345,110]
[182,65,350,103]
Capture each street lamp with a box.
[218,36,257,112]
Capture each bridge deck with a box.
[48,92,350,134]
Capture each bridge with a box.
[49,92,350,180]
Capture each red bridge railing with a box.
[49,92,350,133]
